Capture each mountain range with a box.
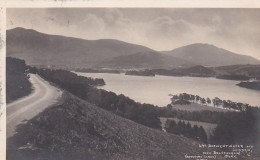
[162,43,260,67]
[7,27,260,69]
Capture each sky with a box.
[7,8,260,60]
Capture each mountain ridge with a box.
[162,43,260,67]
[7,27,260,68]
[7,27,157,68]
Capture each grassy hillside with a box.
[7,92,208,160]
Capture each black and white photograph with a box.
[4,7,260,160]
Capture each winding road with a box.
[7,74,62,138]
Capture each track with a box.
[7,74,62,138]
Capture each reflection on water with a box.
[77,73,260,107]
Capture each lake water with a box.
[77,72,260,107]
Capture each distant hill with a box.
[213,64,260,80]
[182,65,215,76]
[150,65,215,77]
[7,28,156,68]
[162,43,260,67]
[99,51,194,69]
[8,28,258,69]
[237,81,260,91]
[7,27,193,69]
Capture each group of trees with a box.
[171,93,250,111]
[210,107,260,145]
[158,103,260,145]
[125,70,155,77]
[149,65,215,77]
[35,68,105,87]
[165,119,207,144]
[162,107,260,145]
[74,68,120,74]
[6,57,32,103]
[171,93,211,106]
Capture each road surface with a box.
[7,74,62,138]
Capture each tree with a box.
[201,98,206,105]
[198,126,208,144]
[213,97,222,107]
[185,122,193,138]
[190,95,195,102]
[210,107,260,145]
[206,98,211,105]
[171,95,179,103]
[193,125,200,140]
[166,120,177,134]
[195,95,200,102]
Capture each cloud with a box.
[149,16,192,38]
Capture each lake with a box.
[77,72,260,107]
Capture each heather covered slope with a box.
[7,92,208,160]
